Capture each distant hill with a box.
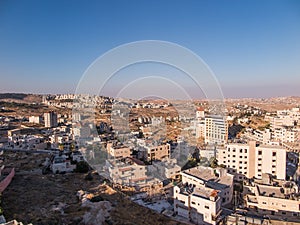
[0,93,42,104]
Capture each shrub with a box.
[75,161,90,173]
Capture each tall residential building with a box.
[44,111,58,128]
[72,112,81,122]
[195,109,228,145]
[205,115,228,145]
[217,141,287,180]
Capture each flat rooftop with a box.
[178,183,218,200]
[257,185,286,199]
[182,166,233,187]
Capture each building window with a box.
[244,149,247,153]
[258,151,262,155]
[192,201,196,205]
[205,205,209,209]
[262,202,267,204]
[240,149,243,153]
[272,152,276,157]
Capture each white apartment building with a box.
[245,126,299,145]
[265,108,300,129]
[196,108,205,121]
[44,111,58,128]
[181,166,234,206]
[174,184,222,225]
[195,109,228,145]
[273,127,299,143]
[244,175,300,218]
[252,129,272,144]
[29,115,42,124]
[205,115,228,145]
[72,113,82,122]
[217,141,287,180]
[196,122,205,139]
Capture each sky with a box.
[0,0,299,98]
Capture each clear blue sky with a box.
[0,0,299,98]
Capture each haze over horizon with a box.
[0,0,300,98]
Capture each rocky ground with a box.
[1,152,185,225]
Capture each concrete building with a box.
[273,127,299,143]
[181,166,234,206]
[44,111,58,128]
[217,141,287,180]
[265,108,300,129]
[72,113,81,122]
[29,115,42,124]
[205,115,228,145]
[196,122,206,139]
[244,174,300,219]
[107,144,131,159]
[105,157,147,187]
[143,143,170,161]
[195,109,228,145]
[174,184,222,225]
[150,158,181,180]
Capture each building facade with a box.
[217,141,287,180]
[44,111,58,128]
